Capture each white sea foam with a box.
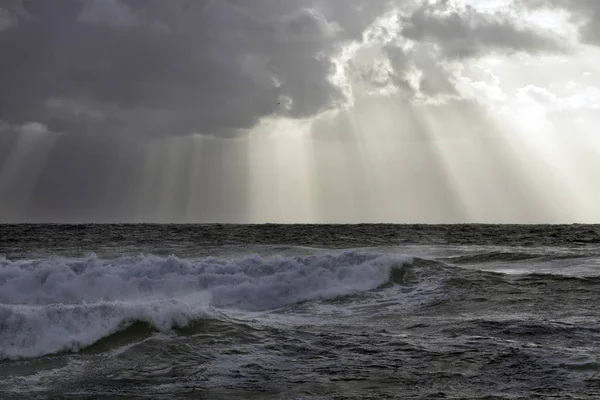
[0,251,410,359]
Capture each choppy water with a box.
[1,224,600,399]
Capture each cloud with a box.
[78,0,141,29]
[522,0,600,46]
[0,0,576,139]
[400,0,566,59]
[0,0,392,138]
[0,8,16,32]
[0,120,55,136]
[334,0,571,106]
[2,0,599,223]
[518,84,600,112]
[0,0,30,31]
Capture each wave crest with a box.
[0,251,412,359]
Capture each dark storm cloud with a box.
[0,0,391,138]
[0,9,16,31]
[0,0,30,29]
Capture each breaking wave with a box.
[0,252,413,359]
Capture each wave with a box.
[440,318,600,339]
[512,272,600,284]
[0,251,413,359]
[441,250,594,265]
[441,251,544,264]
[0,296,210,359]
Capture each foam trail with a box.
[0,252,411,359]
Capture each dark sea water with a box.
[1,224,600,399]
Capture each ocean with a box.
[1,224,600,399]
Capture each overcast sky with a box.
[1,0,599,223]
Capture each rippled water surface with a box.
[1,224,600,399]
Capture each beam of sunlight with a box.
[141,136,198,223]
[494,84,600,221]
[184,134,206,222]
[247,118,317,223]
[347,96,470,222]
[410,105,504,222]
[135,137,171,222]
[310,111,373,222]
[95,136,140,222]
[413,102,566,223]
[183,134,250,223]
[450,46,600,222]
[0,127,59,222]
[156,136,193,222]
[345,103,396,222]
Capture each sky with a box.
[0,0,599,223]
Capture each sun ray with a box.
[0,127,58,222]
[247,118,317,223]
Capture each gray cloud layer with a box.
[524,0,600,46]
[401,1,565,59]
[1,0,597,223]
[0,0,391,137]
[0,0,577,138]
